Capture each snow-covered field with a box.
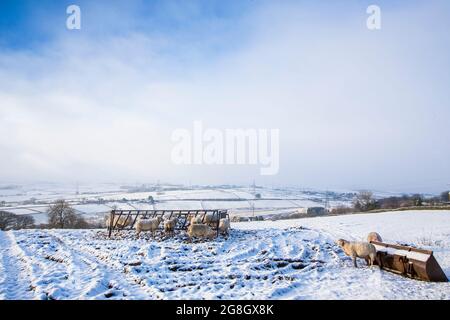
[0,183,361,224]
[1,210,449,300]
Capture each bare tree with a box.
[330,205,354,215]
[12,215,35,229]
[0,211,35,230]
[379,196,400,209]
[353,191,378,211]
[47,199,83,229]
[0,211,16,230]
[411,194,423,206]
[73,215,89,229]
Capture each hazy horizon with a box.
[1,1,450,193]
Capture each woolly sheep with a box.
[188,214,203,225]
[336,239,377,268]
[106,215,132,229]
[136,216,162,237]
[231,216,241,223]
[203,212,219,225]
[218,218,230,236]
[367,232,382,243]
[187,223,216,240]
[164,217,178,237]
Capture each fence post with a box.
[216,210,220,237]
[108,210,114,238]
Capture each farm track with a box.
[0,231,36,299]
[8,230,110,299]
[46,231,160,299]
[45,231,137,299]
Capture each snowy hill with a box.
[0,210,449,300]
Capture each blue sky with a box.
[0,0,254,50]
[0,1,450,193]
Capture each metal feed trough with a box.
[371,241,448,282]
[107,209,229,238]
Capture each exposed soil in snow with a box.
[1,210,449,300]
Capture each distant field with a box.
[0,184,357,224]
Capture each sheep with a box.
[203,212,219,226]
[367,232,382,243]
[218,218,230,236]
[187,223,216,241]
[336,239,377,268]
[105,215,132,229]
[231,216,241,223]
[135,216,162,237]
[163,217,178,237]
[187,214,203,225]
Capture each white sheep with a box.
[218,218,230,236]
[367,232,382,243]
[136,216,162,237]
[106,215,132,229]
[188,214,203,225]
[336,239,377,268]
[164,217,178,237]
[231,216,241,223]
[203,212,219,226]
[187,223,216,241]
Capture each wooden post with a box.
[108,210,115,238]
[109,210,121,237]
[216,210,220,237]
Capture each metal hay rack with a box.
[107,209,229,238]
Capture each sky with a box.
[0,0,449,193]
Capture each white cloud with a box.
[0,1,449,192]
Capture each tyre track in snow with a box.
[264,228,346,299]
[12,230,102,300]
[47,231,156,299]
[43,230,122,299]
[0,231,36,299]
[9,231,72,299]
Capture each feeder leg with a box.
[108,211,114,238]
